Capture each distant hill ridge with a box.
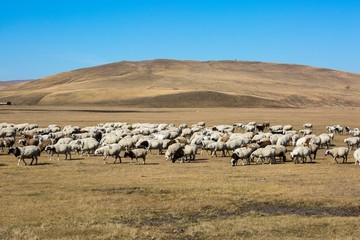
[1,59,359,107]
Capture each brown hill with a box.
[1,59,359,107]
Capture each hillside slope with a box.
[1,59,359,107]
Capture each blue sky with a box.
[0,0,359,80]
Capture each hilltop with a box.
[1,59,359,107]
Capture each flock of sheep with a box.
[1,121,360,167]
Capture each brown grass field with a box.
[0,105,359,239]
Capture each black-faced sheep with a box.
[45,144,72,161]
[8,146,41,166]
[124,149,147,165]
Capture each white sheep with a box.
[165,143,182,161]
[353,148,360,165]
[230,147,255,166]
[182,144,198,162]
[343,137,360,150]
[94,144,122,164]
[250,147,275,164]
[290,146,312,164]
[325,147,349,164]
[45,143,72,161]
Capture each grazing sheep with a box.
[344,137,360,150]
[230,147,255,166]
[182,144,198,162]
[303,123,313,129]
[250,147,275,164]
[353,148,360,165]
[94,144,121,164]
[165,143,182,161]
[124,149,147,164]
[325,147,349,164]
[8,146,41,166]
[265,145,287,162]
[45,144,72,161]
[308,143,319,160]
[290,146,312,164]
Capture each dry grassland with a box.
[0,106,359,239]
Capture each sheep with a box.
[74,138,99,156]
[324,147,349,164]
[38,139,54,152]
[56,137,73,145]
[0,137,15,152]
[353,148,360,165]
[45,143,72,161]
[303,123,313,129]
[265,145,287,162]
[319,134,333,149]
[291,134,300,146]
[250,147,275,164]
[165,143,182,161]
[208,141,226,157]
[257,138,271,148]
[94,144,122,164]
[123,149,147,164]
[343,137,360,150]
[182,144,198,162]
[8,146,41,166]
[290,146,312,164]
[145,139,163,155]
[295,136,312,147]
[299,129,312,136]
[308,143,319,160]
[276,135,291,146]
[18,138,39,146]
[118,136,135,150]
[230,147,255,166]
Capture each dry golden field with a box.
[0,105,359,239]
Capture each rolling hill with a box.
[1,59,359,107]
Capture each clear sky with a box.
[0,0,359,80]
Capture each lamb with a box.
[123,149,147,164]
[45,143,72,161]
[303,123,313,129]
[290,146,312,164]
[230,147,255,166]
[353,148,360,165]
[250,147,275,164]
[94,144,121,164]
[325,147,349,164]
[343,137,360,150]
[8,146,41,166]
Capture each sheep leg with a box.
[333,157,338,164]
